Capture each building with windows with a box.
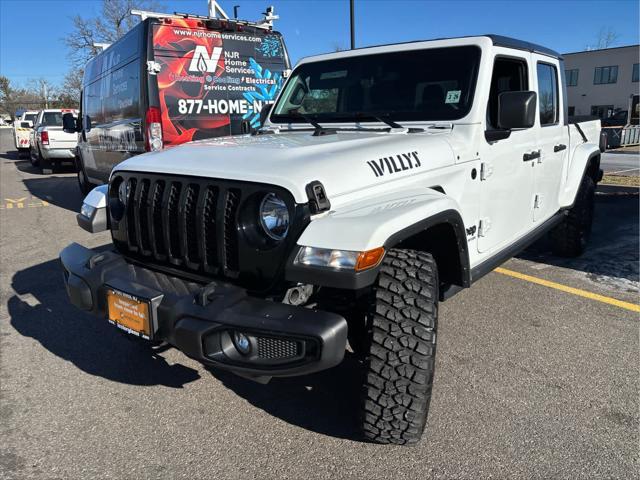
[563,44,639,119]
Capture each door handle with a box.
[554,144,567,152]
[523,150,541,162]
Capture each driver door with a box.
[477,52,537,254]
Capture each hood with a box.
[113,129,455,204]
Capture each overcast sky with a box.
[1,0,638,87]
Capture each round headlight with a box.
[259,193,289,241]
[118,180,129,206]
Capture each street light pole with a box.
[350,0,355,49]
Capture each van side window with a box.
[83,80,103,128]
[536,63,559,125]
[487,57,528,129]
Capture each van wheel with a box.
[76,157,95,195]
[360,249,438,445]
[550,175,595,257]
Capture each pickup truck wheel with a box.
[360,249,438,445]
[31,147,42,167]
[550,175,595,257]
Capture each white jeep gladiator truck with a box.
[13,110,38,157]
[29,109,78,173]
[60,35,603,445]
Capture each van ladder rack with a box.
[130,3,279,29]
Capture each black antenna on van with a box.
[234,5,240,18]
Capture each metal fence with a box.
[602,126,640,148]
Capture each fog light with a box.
[233,332,251,355]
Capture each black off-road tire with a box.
[550,175,595,257]
[360,249,438,445]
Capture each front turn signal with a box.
[355,247,385,271]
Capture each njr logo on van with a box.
[189,45,223,73]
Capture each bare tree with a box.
[61,0,162,106]
[64,0,163,70]
[586,27,619,50]
[331,42,347,52]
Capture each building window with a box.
[566,69,579,86]
[594,66,618,84]
[537,63,559,125]
[568,106,575,116]
[591,105,614,119]
[633,63,639,82]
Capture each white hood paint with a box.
[113,130,455,204]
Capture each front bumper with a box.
[60,243,348,381]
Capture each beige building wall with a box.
[564,45,639,117]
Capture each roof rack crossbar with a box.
[130,4,278,29]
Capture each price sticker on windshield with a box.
[445,90,461,104]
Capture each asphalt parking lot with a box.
[0,128,638,479]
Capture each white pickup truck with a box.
[30,109,78,173]
[13,111,38,157]
[61,35,603,445]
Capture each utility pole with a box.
[43,82,48,109]
[350,0,355,49]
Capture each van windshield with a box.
[24,114,37,124]
[272,45,481,123]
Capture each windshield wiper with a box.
[353,113,425,133]
[286,109,336,136]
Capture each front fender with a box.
[559,142,600,208]
[297,188,464,251]
[287,188,469,289]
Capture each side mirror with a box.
[21,120,33,128]
[83,115,92,132]
[62,112,78,133]
[259,103,273,126]
[497,91,537,130]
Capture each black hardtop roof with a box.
[323,34,562,61]
[486,34,562,60]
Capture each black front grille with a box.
[112,175,244,277]
[109,172,310,289]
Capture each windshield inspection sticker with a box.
[445,90,461,104]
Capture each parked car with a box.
[30,109,78,172]
[61,34,603,446]
[601,110,628,127]
[63,10,291,194]
[12,110,38,157]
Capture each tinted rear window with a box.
[41,112,64,126]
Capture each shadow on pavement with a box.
[522,189,639,291]
[9,252,200,388]
[208,353,364,441]
[22,175,83,212]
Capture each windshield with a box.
[41,112,64,126]
[24,114,37,124]
[272,45,481,124]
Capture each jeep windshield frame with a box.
[271,45,481,124]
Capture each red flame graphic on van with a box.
[152,19,229,145]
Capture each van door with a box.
[531,57,566,223]
[477,53,537,254]
[151,19,289,145]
